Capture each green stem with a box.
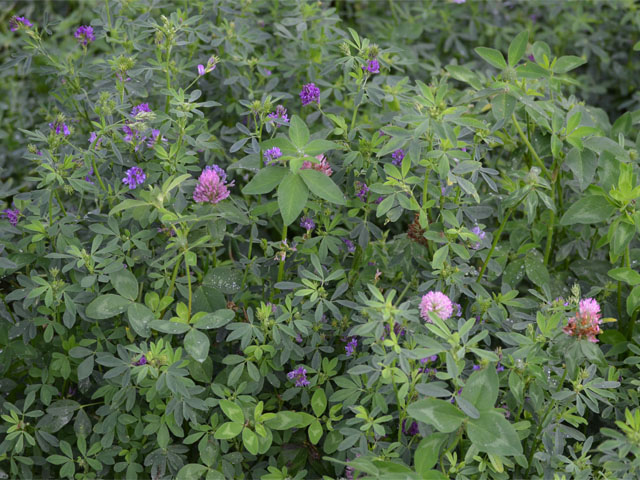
[241,225,254,289]
[164,44,173,114]
[277,223,287,284]
[524,368,567,477]
[543,170,557,266]
[185,256,192,321]
[477,207,514,282]
[54,190,67,217]
[104,0,112,34]
[511,113,550,178]
[92,156,107,192]
[159,259,181,317]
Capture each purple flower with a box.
[496,363,505,372]
[146,129,166,149]
[264,69,272,76]
[193,165,233,204]
[528,54,535,62]
[89,131,103,149]
[471,225,486,250]
[85,168,95,185]
[345,338,357,356]
[287,366,310,387]
[420,355,438,364]
[263,147,282,165]
[49,121,70,137]
[300,216,315,231]
[301,155,333,176]
[420,291,454,322]
[300,83,320,106]
[450,388,463,404]
[402,419,419,435]
[391,149,405,166]
[343,238,356,253]
[1,208,20,227]
[197,64,206,76]
[356,182,369,201]
[9,16,32,32]
[363,58,380,74]
[122,166,146,189]
[134,355,147,366]
[453,303,462,317]
[267,105,289,124]
[472,364,480,371]
[74,25,95,46]
[131,103,151,117]
[374,196,383,204]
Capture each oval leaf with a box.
[86,294,132,320]
[277,172,308,226]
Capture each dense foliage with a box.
[2,1,640,479]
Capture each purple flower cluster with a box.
[345,337,357,356]
[9,16,32,32]
[471,225,486,250]
[391,149,405,166]
[381,322,406,340]
[300,83,320,106]
[287,366,310,387]
[122,104,164,151]
[134,355,147,366]
[85,168,95,185]
[343,238,356,253]
[1,208,20,227]
[122,167,146,189]
[300,216,315,231]
[363,58,380,74]
[263,147,282,166]
[420,291,454,322]
[356,182,369,201]
[131,103,151,116]
[89,131,103,149]
[193,165,233,205]
[197,55,218,76]
[402,419,419,436]
[268,105,289,124]
[49,120,70,137]
[74,25,95,46]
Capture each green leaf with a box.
[219,399,244,423]
[264,411,302,430]
[627,285,640,316]
[299,168,346,205]
[241,167,288,195]
[304,139,340,156]
[86,294,132,320]
[414,434,447,474]
[109,199,148,216]
[462,367,499,410]
[110,269,138,301]
[289,115,310,148]
[407,398,466,433]
[242,428,259,455]
[194,309,235,329]
[553,55,586,74]
[184,328,210,363]
[277,172,308,225]
[127,303,153,337]
[213,422,243,440]
[508,30,529,67]
[559,196,616,225]
[311,389,327,417]
[202,267,243,294]
[176,464,207,480]
[565,148,597,192]
[608,267,640,286]
[467,409,523,456]
[308,419,323,444]
[475,47,507,69]
[77,356,94,381]
[492,93,516,121]
[149,320,191,334]
[524,252,550,288]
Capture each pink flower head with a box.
[420,291,453,322]
[563,298,602,343]
[193,165,232,205]
[301,154,333,176]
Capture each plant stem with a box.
[92,156,107,192]
[185,256,192,321]
[54,190,67,217]
[511,113,550,178]
[477,207,514,282]
[543,169,557,266]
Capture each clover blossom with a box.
[1,207,20,227]
[74,25,95,46]
[193,165,232,204]
[363,58,380,74]
[343,238,356,253]
[287,366,310,387]
[300,82,320,106]
[300,216,315,232]
[391,149,405,166]
[49,120,71,137]
[9,16,32,32]
[263,147,282,166]
[345,338,357,356]
[402,419,419,435]
[146,129,166,149]
[420,291,454,322]
[301,154,333,176]
[122,166,146,189]
[89,131,103,149]
[268,105,289,124]
[134,355,147,366]
[131,103,151,117]
[563,297,602,343]
[356,182,369,201]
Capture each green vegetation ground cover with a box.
[2,1,640,479]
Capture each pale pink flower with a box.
[193,165,232,204]
[301,154,333,176]
[420,291,453,322]
[563,298,602,343]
